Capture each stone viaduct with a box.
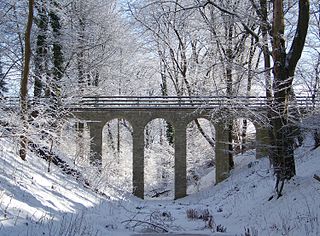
[71,96,271,199]
[2,95,316,199]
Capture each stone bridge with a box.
[69,95,317,199]
[2,95,317,199]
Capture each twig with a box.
[151,190,170,198]
[314,174,320,182]
[121,219,169,233]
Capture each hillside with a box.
[0,133,319,236]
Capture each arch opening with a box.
[144,118,174,199]
[231,118,256,166]
[102,118,133,192]
[186,118,215,194]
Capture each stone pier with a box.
[132,124,145,198]
[174,122,187,199]
[87,121,104,165]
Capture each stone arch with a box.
[208,108,269,162]
[102,118,133,191]
[231,117,257,156]
[186,118,215,194]
[227,114,269,160]
[143,118,175,199]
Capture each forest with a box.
[0,0,320,235]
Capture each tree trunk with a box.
[20,0,34,160]
[75,2,86,93]
[271,0,309,180]
[226,16,234,170]
[34,0,48,100]
[49,4,63,107]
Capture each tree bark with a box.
[271,0,309,180]
[34,0,48,100]
[49,3,63,99]
[20,0,34,160]
[49,2,63,113]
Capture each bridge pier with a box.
[132,124,145,199]
[215,122,230,183]
[174,123,187,199]
[87,121,103,165]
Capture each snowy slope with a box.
[0,135,319,236]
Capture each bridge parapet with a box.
[70,95,319,110]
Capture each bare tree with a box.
[19,0,34,160]
[271,0,309,196]
[129,0,217,147]
[0,1,27,95]
[202,0,310,190]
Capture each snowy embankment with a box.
[0,134,320,236]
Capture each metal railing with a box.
[72,96,319,109]
[1,96,319,110]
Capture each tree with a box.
[296,0,320,105]
[48,0,63,109]
[66,0,130,96]
[199,0,260,168]
[34,0,49,100]
[0,1,27,95]
[271,0,309,193]
[129,0,217,148]
[202,0,310,188]
[19,0,34,160]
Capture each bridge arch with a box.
[186,118,215,194]
[144,118,175,199]
[102,118,133,191]
[230,118,256,156]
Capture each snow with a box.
[0,134,320,235]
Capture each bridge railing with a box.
[73,96,319,109]
[1,96,319,110]
[74,96,264,108]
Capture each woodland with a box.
[0,0,320,235]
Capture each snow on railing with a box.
[72,96,319,109]
[1,96,319,110]
[73,96,264,108]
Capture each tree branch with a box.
[286,0,310,77]
[206,0,260,42]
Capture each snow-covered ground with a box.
[0,133,319,236]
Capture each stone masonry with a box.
[72,107,269,199]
